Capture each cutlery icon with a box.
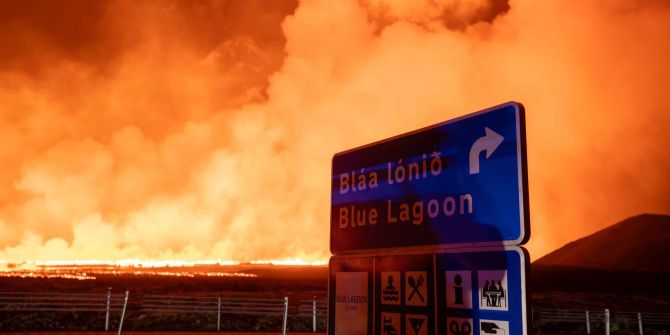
[408,274,425,302]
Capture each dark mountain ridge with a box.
[534,213,670,272]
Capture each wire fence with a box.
[140,294,290,331]
[0,289,127,331]
[298,299,327,332]
[142,294,287,315]
[533,307,670,334]
[0,290,124,312]
[3,291,670,334]
[0,290,326,333]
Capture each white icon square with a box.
[381,312,401,335]
[405,271,428,306]
[446,270,472,309]
[406,314,428,335]
[478,270,508,311]
[381,272,401,305]
[447,317,473,335]
[480,319,509,335]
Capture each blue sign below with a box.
[328,247,529,335]
[436,247,529,335]
[331,102,529,253]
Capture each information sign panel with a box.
[331,102,528,253]
[327,247,529,335]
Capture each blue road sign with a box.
[331,102,529,253]
[328,247,529,335]
[437,247,529,335]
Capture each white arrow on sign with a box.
[469,127,504,175]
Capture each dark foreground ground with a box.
[0,334,587,335]
[1,264,670,334]
[0,265,327,332]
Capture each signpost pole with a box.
[585,310,591,334]
[638,312,643,335]
[605,308,610,335]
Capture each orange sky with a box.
[1,0,669,263]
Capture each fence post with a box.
[117,290,129,335]
[638,312,643,335]
[313,296,317,332]
[605,308,610,335]
[282,296,289,335]
[585,310,590,334]
[105,287,112,331]
[217,296,222,331]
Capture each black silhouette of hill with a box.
[534,213,670,272]
[532,214,670,297]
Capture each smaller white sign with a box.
[447,317,473,335]
[480,319,509,335]
[335,272,368,335]
[381,272,401,305]
[446,270,472,309]
[478,270,508,311]
[381,312,401,335]
[405,271,428,306]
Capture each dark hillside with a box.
[535,214,670,272]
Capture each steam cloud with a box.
[1,0,669,262]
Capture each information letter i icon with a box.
[454,274,464,305]
[446,271,472,309]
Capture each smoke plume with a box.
[1,0,669,262]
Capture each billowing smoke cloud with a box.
[1,0,669,262]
